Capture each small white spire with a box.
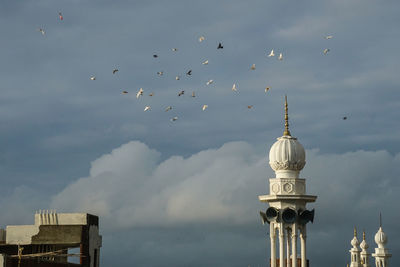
[350,227,362,267]
[360,230,371,267]
[372,215,391,267]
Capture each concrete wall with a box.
[0,254,5,267]
[35,213,89,226]
[0,229,6,243]
[6,225,39,245]
[88,226,102,267]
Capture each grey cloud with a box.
[48,139,400,266]
[0,0,399,266]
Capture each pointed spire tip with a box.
[283,95,291,136]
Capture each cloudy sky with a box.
[0,0,399,266]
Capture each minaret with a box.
[259,96,317,267]
[360,230,371,267]
[350,227,362,267]
[372,215,391,267]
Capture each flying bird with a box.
[58,12,63,20]
[265,87,270,93]
[175,76,180,80]
[199,36,205,42]
[343,116,347,120]
[149,93,154,97]
[165,106,172,112]
[172,48,178,52]
[217,42,223,49]
[191,91,196,97]
[144,106,151,111]
[202,104,208,111]
[178,90,184,96]
[37,28,45,35]
[112,69,118,74]
[278,53,283,61]
[232,83,237,92]
[206,79,213,85]
[323,48,330,55]
[122,91,128,94]
[325,35,333,39]
[250,64,256,70]
[157,71,163,76]
[136,88,144,98]
[247,105,253,109]
[90,76,96,80]
[268,49,274,57]
[186,70,192,76]
[202,60,209,65]
[153,54,158,58]
[171,117,178,122]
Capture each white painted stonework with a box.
[269,135,306,178]
[259,128,316,267]
[372,227,391,267]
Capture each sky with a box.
[0,0,399,266]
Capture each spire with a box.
[354,227,357,237]
[283,95,291,136]
[363,230,366,241]
[379,212,382,228]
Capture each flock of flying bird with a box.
[37,13,341,122]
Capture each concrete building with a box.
[0,211,102,267]
[259,96,317,267]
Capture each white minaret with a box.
[259,96,317,267]
[360,230,371,267]
[372,217,391,267]
[350,227,362,267]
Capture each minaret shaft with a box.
[259,96,316,267]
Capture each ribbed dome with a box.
[374,227,388,248]
[269,135,306,176]
[360,239,369,250]
[351,236,360,247]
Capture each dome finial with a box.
[283,95,291,136]
[354,226,357,237]
[363,230,366,240]
[380,212,382,228]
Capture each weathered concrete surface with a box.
[6,225,39,245]
[35,213,90,226]
[31,225,82,245]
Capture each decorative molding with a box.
[283,183,294,193]
[269,161,305,171]
[271,183,280,194]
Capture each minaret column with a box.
[258,96,317,267]
[292,223,298,267]
[279,224,285,267]
[300,226,307,267]
[286,228,291,267]
[270,223,277,267]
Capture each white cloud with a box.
[51,140,400,237]
[51,141,268,230]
